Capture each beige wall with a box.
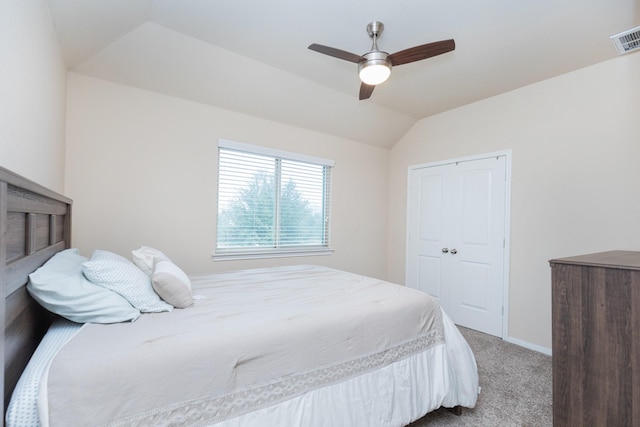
[22,1,638,350]
[388,53,640,349]
[65,73,389,278]
[0,0,66,192]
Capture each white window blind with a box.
[215,140,334,260]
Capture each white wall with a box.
[65,73,389,278]
[0,0,66,192]
[388,53,640,349]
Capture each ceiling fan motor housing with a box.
[359,51,391,68]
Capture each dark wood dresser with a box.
[550,251,640,426]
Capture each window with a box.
[215,140,334,260]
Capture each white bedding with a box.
[5,319,83,427]
[208,311,477,427]
[13,265,479,427]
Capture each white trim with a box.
[407,150,511,171]
[501,151,512,341]
[406,150,512,340]
[213,247,334,261]
[218,139,335,167]
[504,336,552,356]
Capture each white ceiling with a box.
[46,0,639,148]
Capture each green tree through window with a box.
[216,143,332,256]
[218,171,276,247]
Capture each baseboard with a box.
[504,336,552,356]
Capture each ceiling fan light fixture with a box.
[358,51,392,85]
[359,62,391,85]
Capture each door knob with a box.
[441,248,449,253]
[450,249,458,254]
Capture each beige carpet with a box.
[408,327,552,427]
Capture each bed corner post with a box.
[447,405,462,416]
[1,180,8,419]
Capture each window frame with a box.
[213,139,335,261]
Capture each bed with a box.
[1,166,479,427]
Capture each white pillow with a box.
[151,259,193,309]
[132,246,170,276]
[27,249,140,323]
[83,250,173,313]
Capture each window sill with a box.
[213,247,334,261]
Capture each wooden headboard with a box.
[0,166,72,417]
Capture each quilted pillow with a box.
[27,248,140,323]
[131,246,170,276]
[83,250,173,313]
[151,258,193,309]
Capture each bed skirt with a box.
[204,309,478,427]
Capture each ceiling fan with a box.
[308,21,455,100]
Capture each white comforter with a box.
[41,265,478,426]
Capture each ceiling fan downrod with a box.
[367,21,384,51]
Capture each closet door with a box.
[407,155,507,337]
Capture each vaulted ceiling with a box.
[47,0,639,148]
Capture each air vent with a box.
[610,26,640,55]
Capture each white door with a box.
[407,155,508,337]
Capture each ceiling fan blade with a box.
[359,83,375,100]
[388,39,455,66]
[308,43,364,63]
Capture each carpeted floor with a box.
[408,327,552,427]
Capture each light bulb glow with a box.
[359,63,391,85]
